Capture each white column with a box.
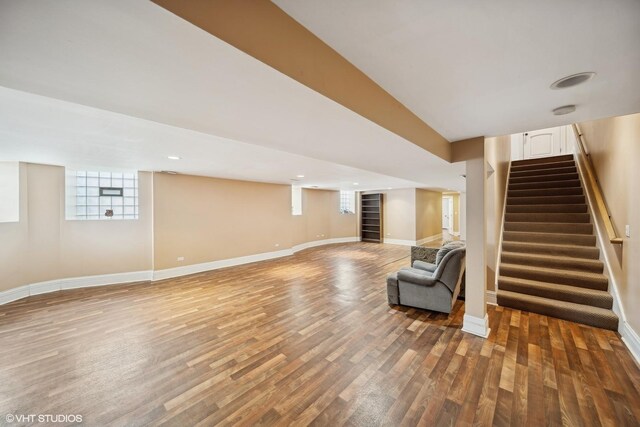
[462,156,490,338]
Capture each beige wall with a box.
[0,165,357,292]
[153,174,357,270]
[415,189,443,241]
[485,135,511,291]
[579,113,640,333]
[366,188,416,241]
[0,163,153,292]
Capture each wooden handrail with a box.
[571,124,623,245]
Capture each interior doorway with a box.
[442,195,453,232]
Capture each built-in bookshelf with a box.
[361,193,383,243]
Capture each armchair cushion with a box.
[412,260,437,273]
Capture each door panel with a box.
[523,127,561,159]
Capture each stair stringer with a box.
[493,158,513,301]
[572,149,627,335]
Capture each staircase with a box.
[496,154,619,330]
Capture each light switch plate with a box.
[625,225,631,238]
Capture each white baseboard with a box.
[462,313,491,338]
[486,290,497,306]
[383,238,416,246]
[0,270,153,305]
[152,249,294,281]
[0,238,363,305]
[0,285,30,305]
[621,322,640,366]
[292,237,359,253]
[416,233,443,246]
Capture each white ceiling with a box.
[274,0,640,141]
[0,87,424,192]
[0,0,465,191]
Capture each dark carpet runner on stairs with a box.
[496,154,619,330]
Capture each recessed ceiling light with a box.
[552,105,576,115]
[167,155,181,160]
[161,170,178,175]
[296,174,305,178]
[353,182,359,186]
[550,72,596,90]
[387,187,393,190]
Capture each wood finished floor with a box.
[1,243,639,426]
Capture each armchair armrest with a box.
[410,246,439,265]
[412,260,437,273]
[397,268,439,287]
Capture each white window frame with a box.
[0,161,19,223]
[291,185,302,216]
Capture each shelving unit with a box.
[361,193,383,243]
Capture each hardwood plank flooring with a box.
[0,243,639,426]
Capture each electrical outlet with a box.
[274,243,279,247]
[625,225,631,238]
[177,256,184,262]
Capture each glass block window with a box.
[339,191,356,214]
[291,185,302,216]
[66,170,138,220]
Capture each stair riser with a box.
[500,253,603,273]
[506,204,588,214]
[500,266,607,290]
[505,212,590,223]
[508,187,583,198]
[498,279,612,309]
[501,242,600,259]
[508,180,581,190]
[503,232,596,246]
[510,173,579,184]
[510,166,577,178]
[511,155,574,167]
[497,294,618,330]
[507,195,585,205]
[504,222,593,235]
[510,160,576,172]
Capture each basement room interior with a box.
[0,1,639,426]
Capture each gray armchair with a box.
[387,245,466,314]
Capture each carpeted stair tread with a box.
[508,179,582,190]
[508,187,583,198]
[510,172,579,184]
[510,159,576,172]
[506,204,588,214]
[498,276,612,308]
[505,212,590,223]
[499,263,608,290]
[503,230,596,246]
[501,251,604,273]
[510,165,577,178]
[496,290,618,330]
[507,195,585,205]
[504,222,593,235]
[501,240,600,259]
[511,154,574,167]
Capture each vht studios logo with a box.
[5,414,83,424]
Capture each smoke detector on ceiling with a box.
[550,72,596,90]
[552,105,576,115]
